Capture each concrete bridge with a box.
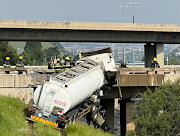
[0,20,179,68]
[0,20,180,44]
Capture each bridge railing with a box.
[116,68,180,87]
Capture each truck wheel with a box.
[58,121,66,129]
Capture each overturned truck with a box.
[26,47,117,131]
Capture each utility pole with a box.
[128,0,139,23]
[119,2,128,63]
[128,0,139,66]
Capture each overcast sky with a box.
[1,0,180,24]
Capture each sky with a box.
[0,0,180,25]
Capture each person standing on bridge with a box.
[119,62,128,68]
[16,56,24,74]
[3,57,11,74]
[48,59,53,69]
[63,56,71,70]
[151,57,160,68]
[54,58,63,72]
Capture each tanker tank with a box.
[27,47,117,131]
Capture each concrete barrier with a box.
[0,75,3,87]
[3,74,14,87]
[0,88,33,104]
[14,75,31,87]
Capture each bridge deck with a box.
[0,20,179,32]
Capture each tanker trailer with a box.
[26,47,117,131]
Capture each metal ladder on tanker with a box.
[42,90,56,115]
[51,60,98,83]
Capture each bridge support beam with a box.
[100,98,114,132]
[144,43,164,68]
[120,98,127,136]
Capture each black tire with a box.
[58,121,66,129]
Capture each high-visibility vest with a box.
[3,60,11,68]
[54,63,63,70]
[63,60,71,70]
[16,60,24,67]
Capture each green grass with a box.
[0,96,115,136]
[34,122,61,136]
[9,42,53,49]
[66,122,115,136]
[34,122,115,136]
[0,96,29,136]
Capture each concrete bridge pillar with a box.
[100,99,114,132]
[155,43,164,68]
[144,43,164,68]
[144,43,156,67]
[120,99,127,136]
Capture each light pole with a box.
[43,58,46,66]
[105,18,114,60]
[119,2,128,63]
[169,55,171,65]
[119,2,129,23]
[129,0,139,67]
[128,0,139,23]
[33,60,36,66]
[105,18,113,22]
[133,47,135,67]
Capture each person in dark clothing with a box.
[63,57,71,70]
[16,56,24,74]
[54,58,63,72]
[3,57,11,74]
[72,59,77,67]
[119,62,128,68]
[151,57,160,68]
[48,59,53,69]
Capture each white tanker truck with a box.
[26,47,117,131]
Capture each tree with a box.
[24,42,45,65]
[43,46,60,62]
[51,42,74,58]
[131,80,180,136]
[0,42,18,65]
[164,57,179,65]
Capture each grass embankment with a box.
[0,96,115,136]
[0,95,28,136]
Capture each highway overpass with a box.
[1,20,180,68]
[0,20,180,44]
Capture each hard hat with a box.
[6,57,10,60]
[153,57,157,61]
[65,57,70,60]
[19,56,23,59]
[57,58,60,61]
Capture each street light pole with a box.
[105,18,113,22]
[105,18,114,60]
[128,0,139,67]
[120,2,128,63]
[128,0,139,23]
